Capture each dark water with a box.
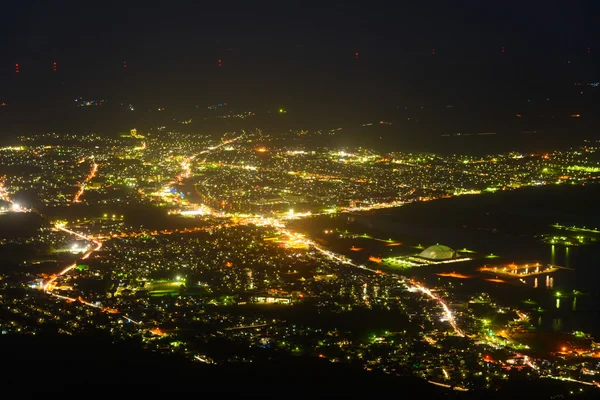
[292,184,600,337]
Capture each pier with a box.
[479,263,566,278]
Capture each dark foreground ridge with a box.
[3,333,441,395]
[2,333,597,399]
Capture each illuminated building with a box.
[254,296,291,304]
[418,245,458,261]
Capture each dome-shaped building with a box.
[418,245,457,261]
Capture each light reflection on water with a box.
[552,318,563,332]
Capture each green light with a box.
[555,291,561,297]
[279,108,284,113]
[567,165,600,173]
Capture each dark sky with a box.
[0,1,598,144]
[2,1,597,63]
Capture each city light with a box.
[2,126,599,391]
[5,6,600,393]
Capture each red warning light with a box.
[355,52,359,59]
[501,46,505,53]
[218,59,222,67]
[15,63,19,73]
[588,47,591,53]
[53,61,57,72]
[123,61,127,68]
[432,48,435,55]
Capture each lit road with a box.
[222,323,269,331]
[73,161,98,203]
[128,185,466,339]
[42,133,467,347]
[17,134,600,389]
[164,178,466,338]
[42,262,78,293]
[253,220,467,338]
[407,281,465,337]
[43,225,100,293]
[43,224,142,325]
[198,132,245,155]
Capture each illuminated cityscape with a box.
[0,128,599,396]
[2,1,600,396]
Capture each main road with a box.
[43,224,142,325]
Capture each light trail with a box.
[73,162,98,203]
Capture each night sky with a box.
[3,2,597,64]
[1,1,599,146]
